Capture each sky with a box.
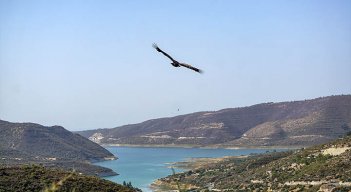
[1,0,350,131]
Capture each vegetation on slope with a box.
[154,134,351,191]
[0,164,139,192]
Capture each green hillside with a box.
[153,134,351,191]
[0,164,139,192]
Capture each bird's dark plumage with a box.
[152,43,203,73]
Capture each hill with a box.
[78,95,351,147]
[0,120,116,176]
[152,134,351,191]
[0,164,140,192]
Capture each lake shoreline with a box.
[95,146,293,191]
[102,143,303,150]
[165,155,249,170]
[149,155,250,192]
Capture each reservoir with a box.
[95,146,288,191]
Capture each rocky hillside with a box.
[153,134,351,191]
[0,120,116,176]
[78,95,351,147]
[0,120,115,161]
[0,164,140,192]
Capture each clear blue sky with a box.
[1,0,350,131]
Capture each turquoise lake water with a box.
[94,147,287,192]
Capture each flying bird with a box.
[152,43,203,73]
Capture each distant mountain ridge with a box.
[0,120,117,176]
[77,95,351,147]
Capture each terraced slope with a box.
[78,95,351,147]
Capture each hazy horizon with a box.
[1,94,349,131]
[1,0,351,131]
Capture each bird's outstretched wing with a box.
[153,43,203,73]
[152,43,176,62]
[179,63,203,73]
